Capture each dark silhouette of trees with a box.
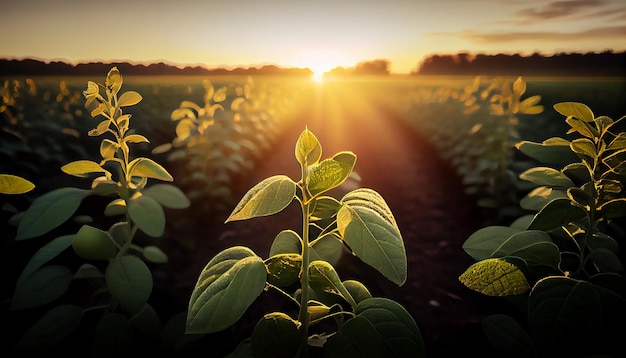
[413,50,626,77]
[326,59,391,77]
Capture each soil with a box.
[161,81,504,357]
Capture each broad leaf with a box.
[519,187,568,211]
[309,260,357,308]
[0,174,35,194]
[491,230,561,268]
[106,255,153,314]
[269,230,301,256]
[142,183,190,209]
[528,198,587,231]
[515,138,577,167]
[265,253,301,287]
[459,258,530,296]
[17,234,73,284]
[17,187,90,240]
[226,175,296,222]
[128,195,165,237]
[554,102,594,122]
[251,312,301,358]
[462,226,522,261]
[187,246,267,334]
[519,167,574,188]
[307,151,356,198]
[338,188,406,286]
[118,91,142,107]
[11,265,73,310]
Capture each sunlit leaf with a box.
[459,258,530,296]
[187,246,266,334]
[295,127,322,167]
[128,157,173,182]
[307,151,356,198]
[105,67,123,97]
[61,160,110,178]
[117,91,142,107]
[570,138,596,158]
[17,188,90,240]
[0,174,35,194]
[519,167,574,188]
[225,175,296,222]
[512,77,526,96]
[124,134,149,144]
[528,198,587,231]
[265,253,301,287]
[554,102,594,122]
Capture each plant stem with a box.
[297,167,311,356]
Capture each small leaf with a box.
[0,174,35,194]
[106,255,153,314]
[117,91,142,107]
[128,157,173,182]
[459,258,530,296]
[265,253,301,287]
[128,195,165,237]
[61,160,110,178]
[17,188,90,240]
[225,175,296,222]
[309,260,357,308]
[72,225,118,260]
[269,230,302,256]
[570,138,597,158]
[295,128,322,166]
[142,245,168,263]
[124,134,149,144]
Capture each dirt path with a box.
[167,80,498,356]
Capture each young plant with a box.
[9,67,190,355]
[459,102,626,357]
[186,127,425,357]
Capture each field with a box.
[2,72,625,356]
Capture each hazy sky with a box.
[2,0,625,74]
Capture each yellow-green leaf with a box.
[226,175,296,222]
[459,258,530,296]
[124,134,149,144]
[61,160,110,178]
[0,174,35,194]
[554,102,594,122]
[295,128,322,167]
[118,91,142,107]
[128,158,173,182]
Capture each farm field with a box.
[2,72,625,356]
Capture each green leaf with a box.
[128,157,173,182]
[251,312,301,358]
[338,188,406,286]
[459,258,530,296]
[482,314,536,358]
[600,198,626,220]
[462,226,522,261]
[528,198,587,231]
[187,246,267,334]
[295,127,322,166]
[128,195,165,237]
[72,225,118,260]
[142,245,168,263]
[515,138,578,167]
[225,175,296,222]
[520,187,568,211]
[265,253,301,287]
[491,230,561,268]
[17,235,73,284]
[13,305,83,354]
[17,187,90,240]
[554,102,594,122]
[309,260,357,308]
[519,167,574,188]
[311,234,344,266]
[307,151,356,198]
[11,265,73,310]
[142,183,190,209]
[0,174,35,194]
[106,255,153,314]
[566,116,597,138]
[570,138,597,159]
[118,91,142,107]
[326,297,425,357]
[269,230,302,256]
[100,139,118,159]
[310,196,342,221]
[343,280,372,304]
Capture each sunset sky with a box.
[2,0,625,74]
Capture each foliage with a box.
[459,101,626,357]
[186,127,425,357]
[8,67,190,356]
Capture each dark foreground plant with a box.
[186,127,425,357]
[459,102,626,357]
[9,67,189,356]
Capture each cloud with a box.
[460,25,626,43]
[513,0,610,24]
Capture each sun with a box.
[295,50,353,83]
[310,65,331,83]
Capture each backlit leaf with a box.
[128,157,173,182]
[307,151,356,198]
[61,160,110,178]
[570,138,596,158]
[124,134,149,144]
[528,198,587,231]
[0,174,35,194]
[265,253,301,287]
[459,258,530,296]
[187,246,266,334]
[117,91,142,107]
[515,138,577,167]
[554,102,594,122]
[295,128,322,166]
[519,167,574,188]
[226,175,296,222]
